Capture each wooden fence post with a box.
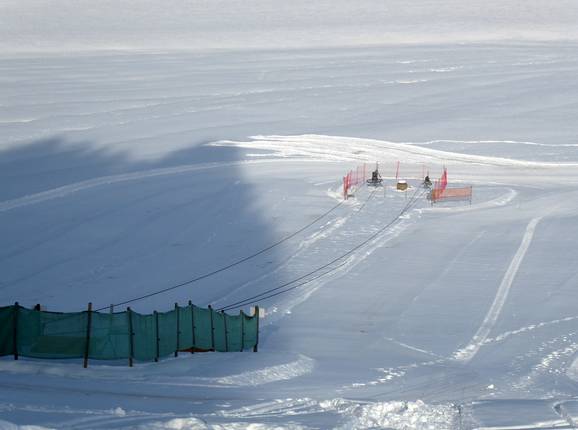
[154,311,159,362]
[253,306,260,353]
[222,311,228,352]
[127,307,134,367]
[83,302,92,368]
[174,303,180,357]
[208,305,215,351]
[189,300,195,354]
[240,310,245,352]
[13,302,19,361]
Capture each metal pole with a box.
[127,307,134,367]
[83,302,92,368]
[174,303,180,357]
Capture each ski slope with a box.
[2,0,578,53]
[2,40,578,429]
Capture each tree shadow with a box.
[0,136,284,314]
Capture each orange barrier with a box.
[430,186,472,203]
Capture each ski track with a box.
[484,316,578,346]
[0,158,329,214]
[352,314,578,395]
[216,354,315,387]
[454,216,543,362]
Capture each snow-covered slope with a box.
[2,32,578,430]
[2,0,578,52]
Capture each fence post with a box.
[83,302,92,368]
[208,305,215,351]
[127,307,134,367]
[174,303,180,357]
[222,311,229,352]
[189,300,196,354]
[13,302,19,361]
[253,306,260,352]
[154,311,159,362]
[240,310,245,352]
[189,300,195,354]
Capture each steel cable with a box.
[96,187,377,311]
[218,186,426,312]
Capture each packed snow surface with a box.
[2,0,578,52]
[2,38,578,429]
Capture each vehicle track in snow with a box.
[0,158,327,214]
[453,216,543,363]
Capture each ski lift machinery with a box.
[366,162,383,186]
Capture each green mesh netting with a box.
[178,306,193,351]
[132,311,156,361]
[157,309,178,357]
[89,311,129,360]
[243,312,259,351]
[226,314,243,352]
[17,308,87,359]
[192,306,213,351]
[1,305,259,362]
[0,306,15,356]
[213,311,227,352]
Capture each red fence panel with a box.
[430,186,472,203]
[343,163,367,200]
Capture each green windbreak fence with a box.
[0,304,259,366]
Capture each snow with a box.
[3,3,578,428]
[3,1,578,53]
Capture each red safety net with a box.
[343,164,367,200]
[430,168,472,203]
[431,186,473,203]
